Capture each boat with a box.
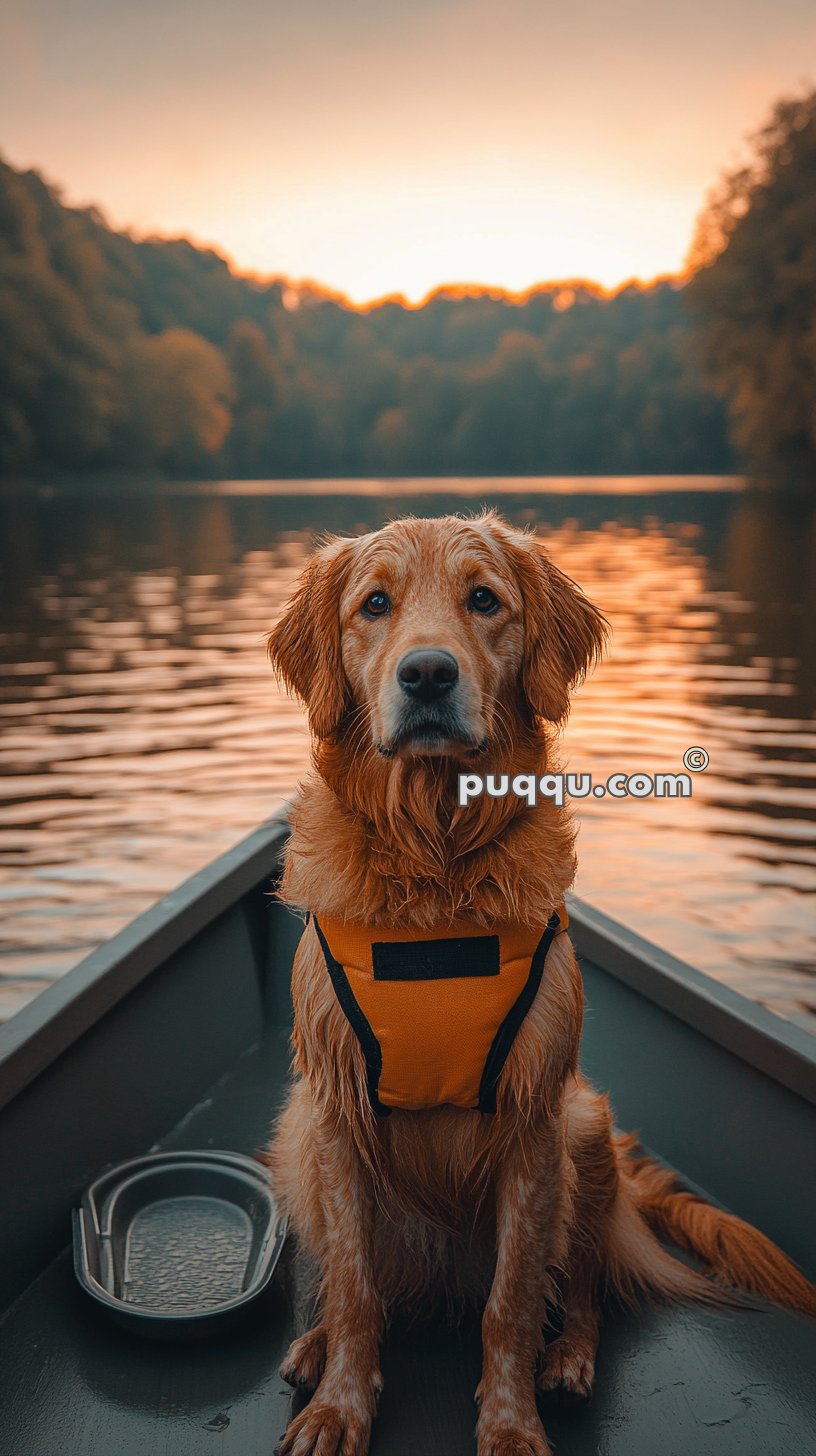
[0,809,814,1455]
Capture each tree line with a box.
[1,88,812,483]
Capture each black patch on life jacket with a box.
[372,934,500,982]
[477,909,563,1114]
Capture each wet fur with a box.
[264,513,815,1456]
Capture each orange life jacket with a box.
[310,906,569,1114]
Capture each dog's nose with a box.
[397,649,459,702]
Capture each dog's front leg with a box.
[278,1112,383,1456]
[476,1119,570,1456]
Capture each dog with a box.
[264,511,815,1456]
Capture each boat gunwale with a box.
[0,815,291,1113]
[0,809,813,1114]
[568,900,816,1105]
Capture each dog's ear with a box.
[504,530,608,725]
[267,536,354,740]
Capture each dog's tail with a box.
[604,1132,816,1316]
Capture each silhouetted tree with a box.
[687,90,816,483]
[122,328,232,474]
[225,319,282,476]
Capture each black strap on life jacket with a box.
[312,916,391,1117]
[477,908,563,1114]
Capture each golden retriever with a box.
[265,512,814,1456]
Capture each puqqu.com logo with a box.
[683,747,709,772]
[458,754,711,807]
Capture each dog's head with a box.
[268,513,606,760]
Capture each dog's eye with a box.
[469,586,500,615]
[362,591,391,618]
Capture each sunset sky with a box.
[1,0,814,303]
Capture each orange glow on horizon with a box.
[87,184,699,311]
[301,269,691,314]
[122,216,691,312]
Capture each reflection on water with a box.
[0,480,814,1031]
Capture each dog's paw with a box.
[476,1425,553,1456]
[276,1397,373,1456]
[536,1334,595,1402]
[476,1392,552,1456]
[280,1326,328,1392]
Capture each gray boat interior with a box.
[0,814,814,1456]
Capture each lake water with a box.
[1,478,814,1032]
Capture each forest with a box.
[1,90,813,484]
